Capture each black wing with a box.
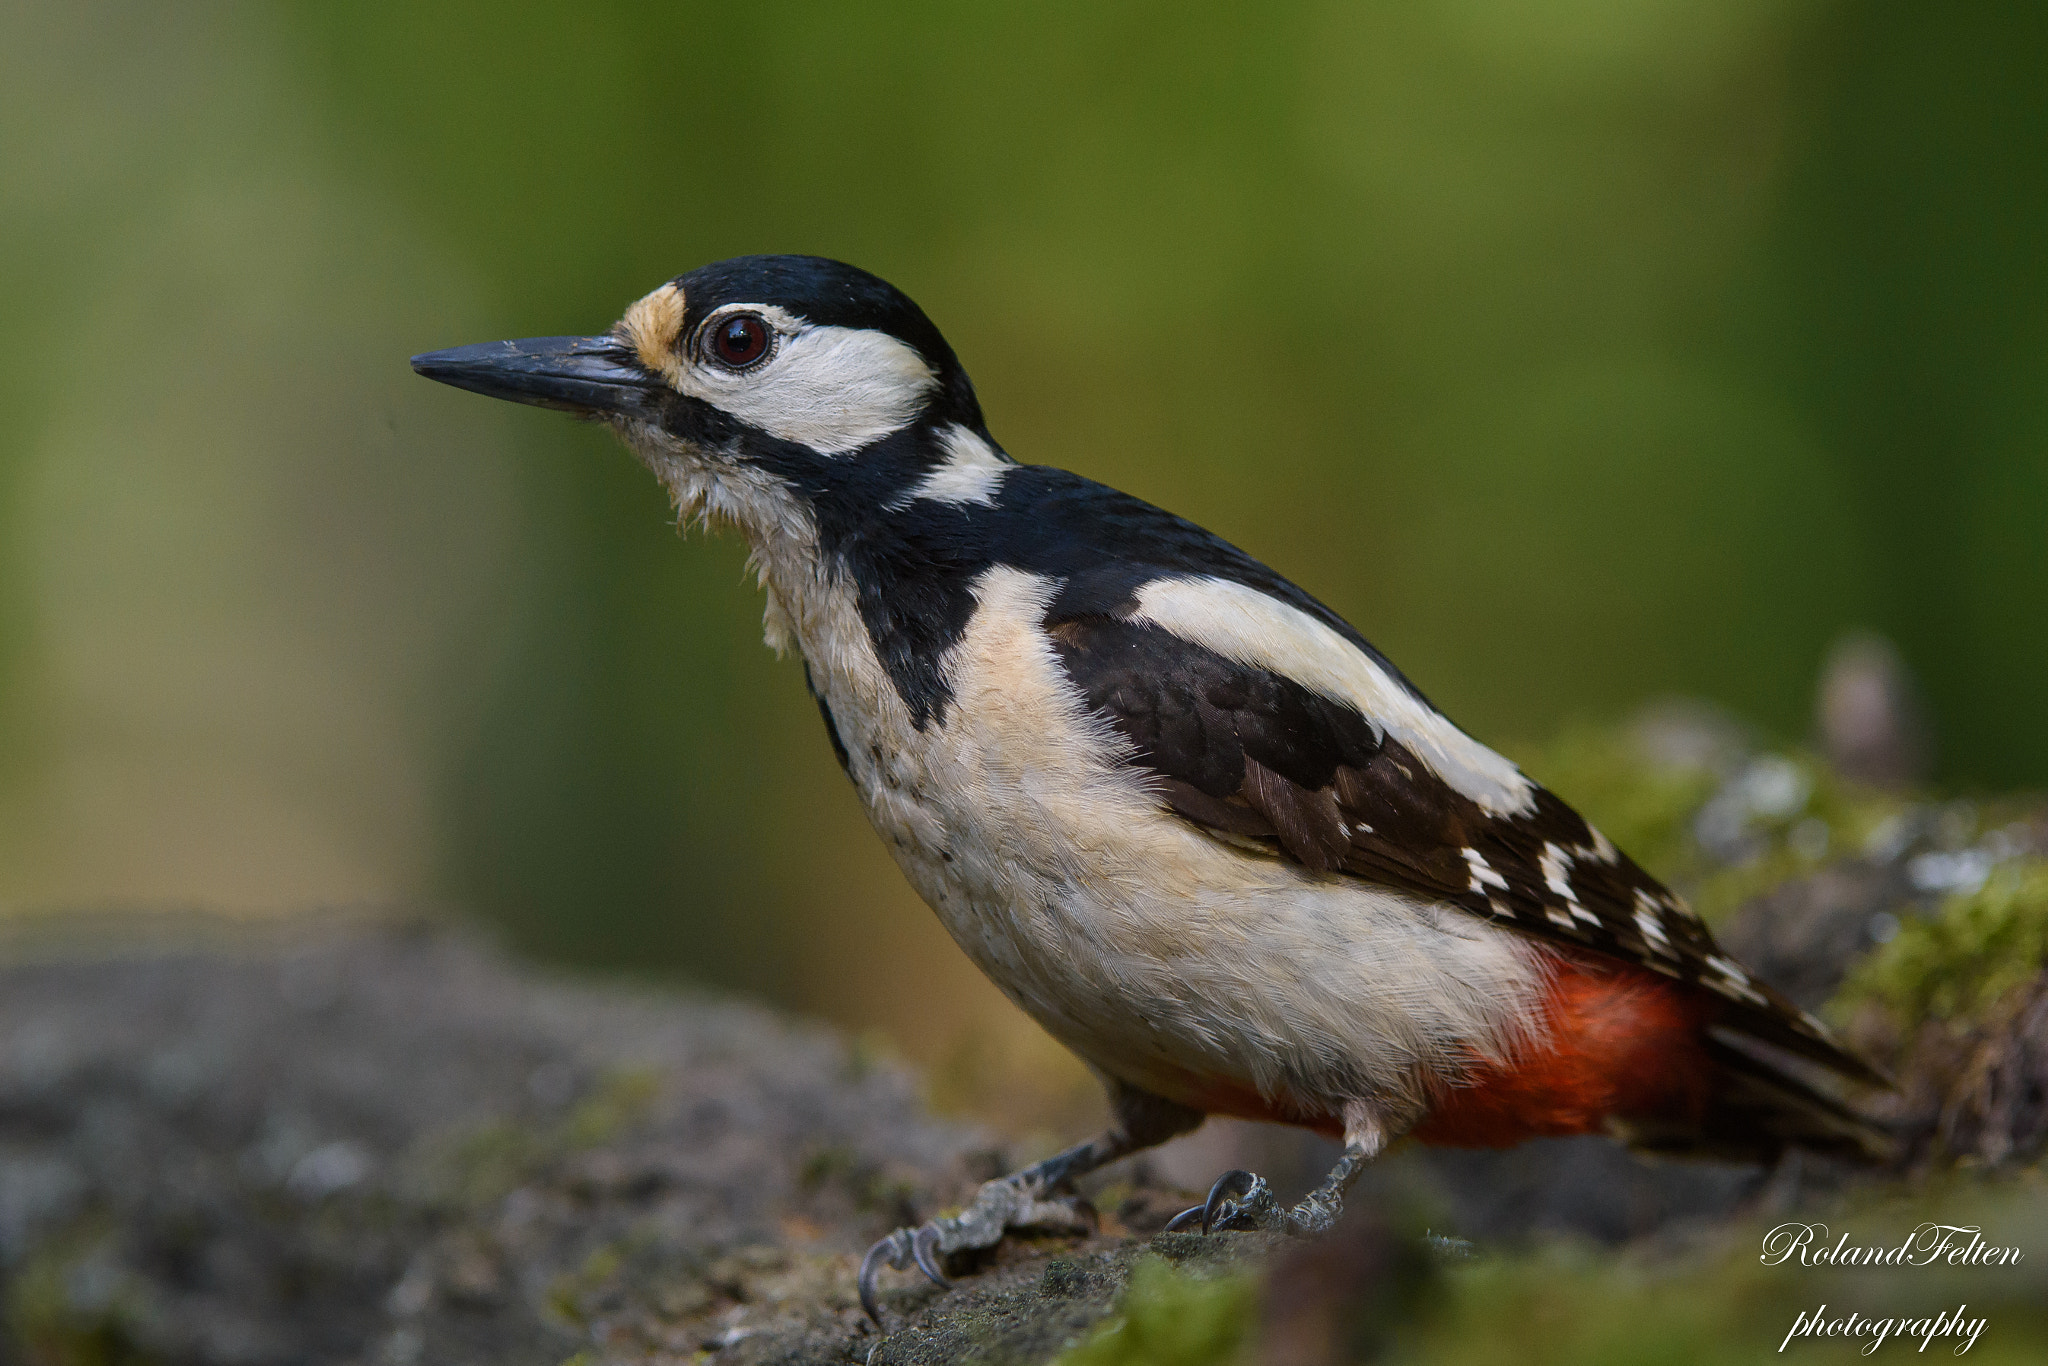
[1044,597,1886,1089]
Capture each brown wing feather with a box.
[1049,611,1888,1089]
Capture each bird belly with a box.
[806,565,1553,1127]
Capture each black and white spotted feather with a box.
[1041,600,1884,1088]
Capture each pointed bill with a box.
[410,335,661,417]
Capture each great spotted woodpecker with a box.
[412,255,1887,1323]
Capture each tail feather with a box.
[1615,1032,1894,1164]
[1718,980,1895,1091]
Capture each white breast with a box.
[782,560,1553,1125]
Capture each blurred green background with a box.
[2,1,2044,1112]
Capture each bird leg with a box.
[1163,1101,1389,1236]
[1162,1143,1370,1235]
[859,1081,1201,1324]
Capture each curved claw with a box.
[1200,1169,1259,1235]
[859,1223,953,1326]
[911,1223,951,1287]
[859,1229,910,1325]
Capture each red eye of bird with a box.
[709,313,771,369]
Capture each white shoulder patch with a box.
[889,424,1010,508]
[1129,575,1537,816]
[675,305,937,455]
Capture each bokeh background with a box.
[3,1,2044,1127]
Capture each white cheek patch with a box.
[676,312,937,455]
[889,424,1010,508]
[1129,576,1537,816]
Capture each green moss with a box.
[423,1066,664,1213]
[545,1242,628,1329]
[1050,1257,1258,1366]
[560,1067,659,1148]
[5,1236,155,1366]
[436,1120,546,1211]
[1388,1182,2048,1366]
[1516,723,1914,925]
[1688,757,1911,923]
[797,1143,856,1192]
[1835,858,2048,1025]
[1389,1241,1766,1366]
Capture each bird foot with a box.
[859,1173,1095,1323]
[1161,1168,1343,1237]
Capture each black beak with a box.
[409,335,661,417]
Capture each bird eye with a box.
[707,313,771,369]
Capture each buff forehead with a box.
[618,282,688,386]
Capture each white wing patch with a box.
[1632,891,1679,958]
[1539,841,1601,928]
[672,304,937,456]
[1463,846,1509,893]
[1129,576,1537,816]
[889,424,1010,508]
[1704,954,1769,1006]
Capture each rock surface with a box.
[0,913,1274,1365]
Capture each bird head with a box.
[412,255,1002,537]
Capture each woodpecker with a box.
[412,256,1887,1323]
